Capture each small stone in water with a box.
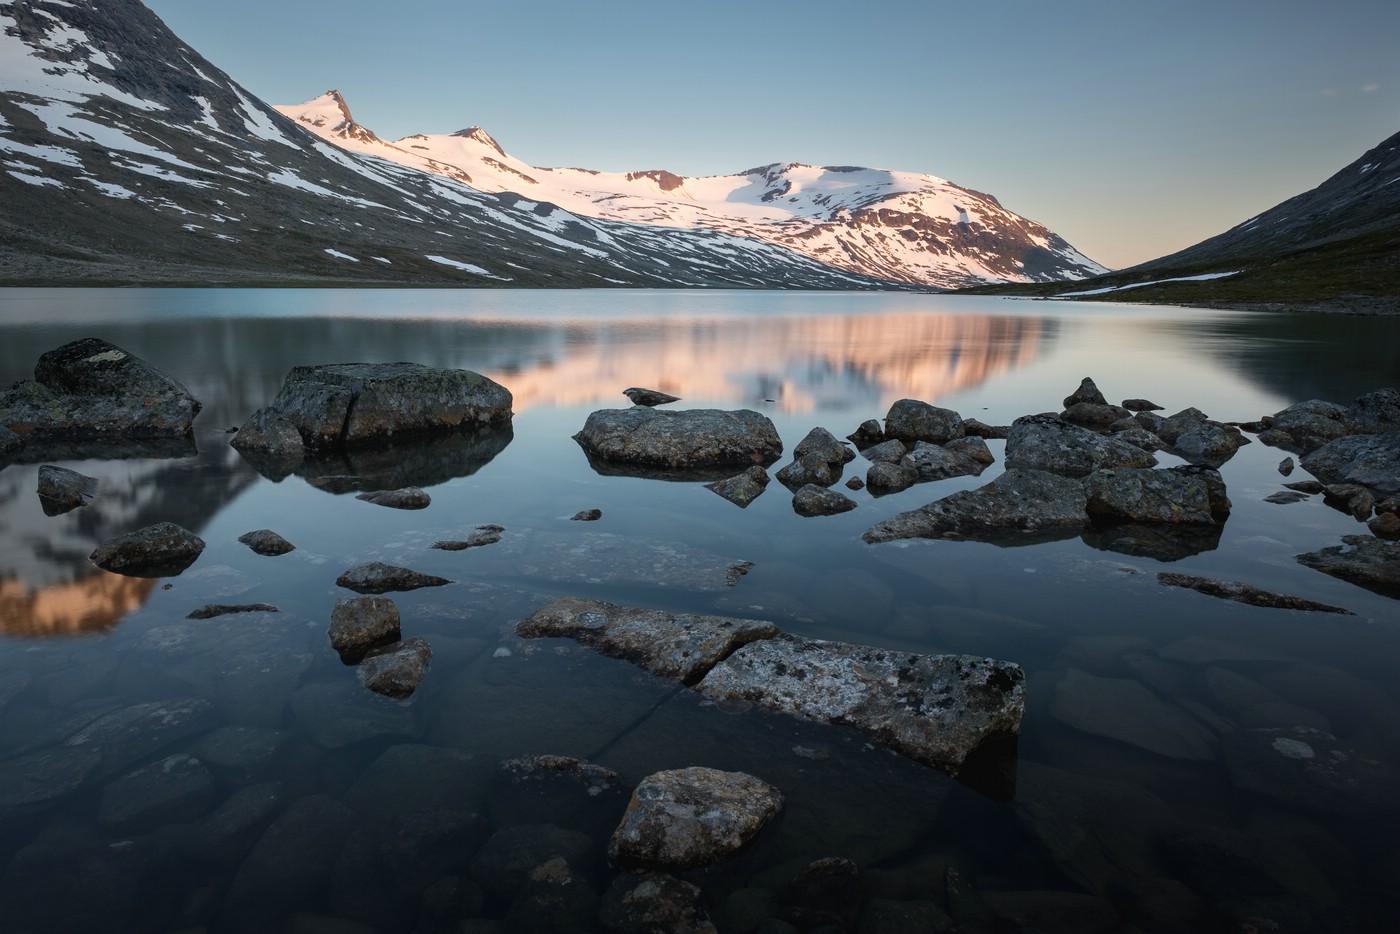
[570,508,602,521]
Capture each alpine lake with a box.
[0,288,1397,933]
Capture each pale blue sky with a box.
[144,0,1398,269]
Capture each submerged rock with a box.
[705,465,771,507]
[430,523,504,550]
[1223,726,1399,818]
[697,634,1026,774]
[1005,413,1157,478]
[863,468,1088,545]
[574,406,782,472]
[0,338,201,443]
[1296,535,1400,598]
[186,603,280,620]
[599,872,717,934]
[1051,668,1218,760]
[336,562,451,594]
[98,754,216,834]
[36,464,97,515]
[89,522,205,577]
[609,767,784,871]
[517,597,779,685]
[1155,573,1351,615]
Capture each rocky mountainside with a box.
[279,91,1106,290]
[962,129,1400,312]
[0,0,900,289]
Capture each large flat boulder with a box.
[0,338,200,442]
[862,469,1089,545]
[696,635,1025,774]
[1300,432,1400,494]
[573,407,782,471]
[236,362,512,452]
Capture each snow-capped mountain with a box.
[0,0,898,289]
[279,91,1107,289]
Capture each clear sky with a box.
[143,0,1398,270]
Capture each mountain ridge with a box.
[277,90,1107,289]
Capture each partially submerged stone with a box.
[792,484,857,516]
[901,440,988,482]
[517,597,779,685]
[1157,572,1354,614]
[609,767,783,871]
[697,635,1026,774]
[884,399,965,445]
[1296,536,1400,598]
[1083,466,1228,525]
[1063,377,1108,408]
[431,524,505,550]
[335,562,451,595]
[329,595,402,663]
[705,466,770,508]
[574,407,782,472]
[1301,432,1400,495]
[90,522,205,577]
[793,426,856,466]
[186,603,279,620]
[358,637,432,698]
[238,529,295,556]
[0,338,201,442]
[776,452,840,489]
[863,469,1088,545]
[355,487,431,510]
[36,464,97,515]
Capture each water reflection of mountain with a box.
[1168,314,1400,404]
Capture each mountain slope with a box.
[0,0,897,289]
[278,91,1106,290]
[960,129,1400,313]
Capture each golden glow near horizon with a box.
[483,313,1046,414]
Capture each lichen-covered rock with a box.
[792,484,857,516]
[1062,402,1133,431]
[705,466,770,508]
[776,451,840,489]
[329,595,401,663]
[861,438,908,464]
[36,464,97,515]
[1082,466,1228,525]
[1300,432,1400,494]
[517,597,778,685]
[884,399,965,445]
[609,767,783,871]
[230,407,304,457]
[1269,399,1350,453]
[89,522,205,577]
[1296,535,1400,598]
[574,407,782,471]
[962,418,1009,439]
[866,461,919,494]
[862,469,1088,545]
[0,338,201,441]
[358,637,432,698]
[1005,414,1158,478]
[1343,388,1400,434]
[335,562,451,594]
[697,635,1026,773]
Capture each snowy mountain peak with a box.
[451,126,506,157]
[276,91,1107,288]
[279,89,379,144]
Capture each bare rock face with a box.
[696,635,1025,774]
[0,338,201,442]
[238,362,512,451]
[863,468,1089,545]
[573,407,782,471]
[89,522,205,577]
[608,767,784,871]
[1006,413,1158,478]
[517,597,779,685]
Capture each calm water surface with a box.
[0,289,1397,932]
